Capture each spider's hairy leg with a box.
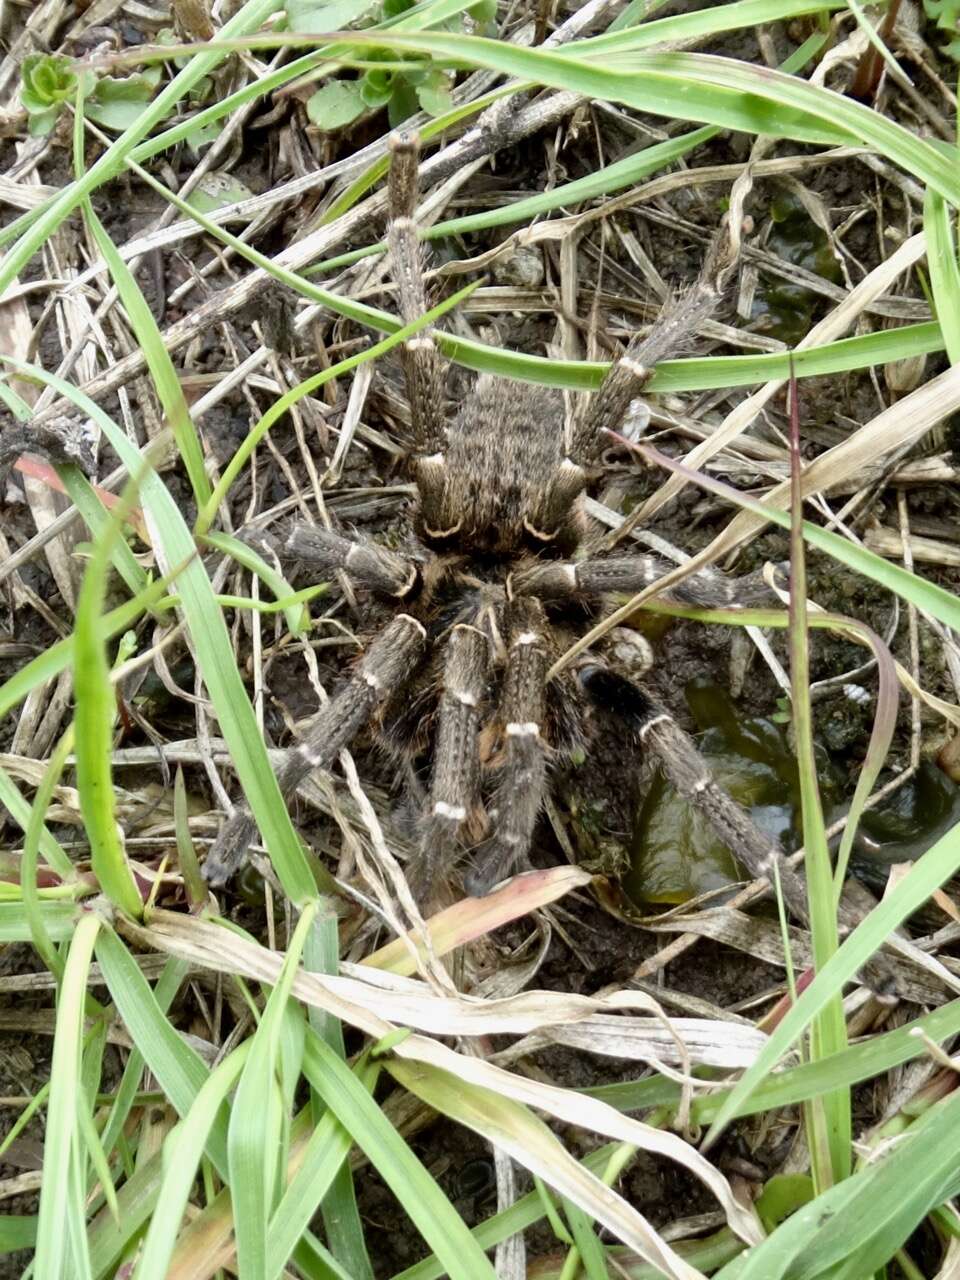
[579,665,812,925]
[465,601,549,897]
[569,217,742,469]
[203,614,427,887]
[513,555,774,609]
[413,624,491,901]
[286,524,419,598]
[387,133,448,494]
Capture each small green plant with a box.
[291,0,497,130]
[20,54,92,136]
[923,0,960,58]
[20,53,161,136]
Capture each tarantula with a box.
[204,134,811,920]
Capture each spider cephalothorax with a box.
[204,133,813,920]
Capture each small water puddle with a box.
[624,681,960,911]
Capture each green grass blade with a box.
[0,355,320,903]
[924,187,960,364]
[704,819,960,1148]
[21,729,76,979]
[317,124,720,272]
[715,1088,960,1279]
[34,911,101,1280]
[571,0,841,54]
[95,926,230,1178]
[0,371,146,592]
[200,530,317,638]
[0,1217,37,1254]
[636,441,960,631]
[0,761,73,877]
[303,907,373,1280]
[132,1043,252,1280]
[72,477,145,918]
[268,1057,380,1278]
[326,33,959,203]
[587,995,960,1123]
[303,1035,498,1280]
[83,203,211,508]
[0,900,76,943]
[0,562,176,723]
[229,902,317,1279]
[786,382,849,1187]
[100,957,190,1158]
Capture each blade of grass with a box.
[172,766,207,908]
[303,905,374,1280]
[316,124,721,273]
[317,21,825,254]
[72,469,147,918]
[229,902,317,1278]
[95,926,230,1178]
[22,726,77,979]
[34,911,101,1280]
[633,440,960,632]
[83,201,211,509]
[99,957,191,1158]
[0,378,147,593]
[703,819,960,1149]
[289,32,960,203]
[574,0,841,53]
[714,1085,960,1279]
[786,369,849,1188]
[924,187,960,365]
[0,901,77,943]
[386,1057,701,1280]
[267,1056,380,1279]
[303,1034,499,1280]
[199,530,317,638]
[588,996,960,1124]
[132,1041,252,1280]
[0,1218,36,1254]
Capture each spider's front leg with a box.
[203,614,426,886]
[578,666,812,923]
[568,217,742,470]
[465,601,550,896]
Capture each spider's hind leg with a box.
[513,553,776,611]
[408,623,492,904]
[203,613,426,887]
[579,665,811,924]
[465,601,550,897]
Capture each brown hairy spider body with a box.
[204,133,815,920]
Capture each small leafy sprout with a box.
[19,53,162,136]
[20,54,93,136]
[771,695,793,727]
[299,0,496,131]
[84,69,162,133]
[924,0,960,58]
